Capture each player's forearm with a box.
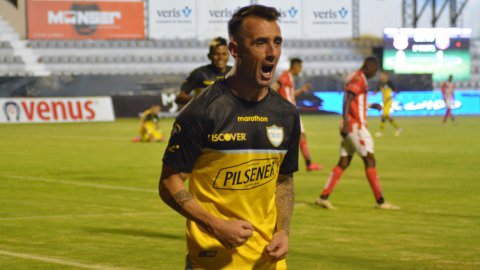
[342,92,354,122]
[159,167,218,233]
[160,186,216,232]
[275,174,295,236]
[293,89,304,97]
[175,92,193,105]
[342,101,350,123]
[141,123,149,132]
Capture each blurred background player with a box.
[175,37,232,105]
[374,71,402,137]
[442,75,457,125]
[133,104,165,142]
[272,58,323,171]
[315,57,399,210]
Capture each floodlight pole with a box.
[403,0,469,28]
[450,0,469,27]
[432,0,450,27]
[413,0,430,28]
[353,0,359,39]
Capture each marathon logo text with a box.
[237,116,268,122]
[214,159,280,190]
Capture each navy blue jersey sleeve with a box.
[162,102,206,173]
[180,69,203,95]
[279,111,300,175]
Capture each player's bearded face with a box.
[237,17,282,88]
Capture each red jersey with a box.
[344,70,368,131]
[277,70,295,104]
[441,81,454,101]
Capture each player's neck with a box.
[211,63,227,73]
[225,69,268,102]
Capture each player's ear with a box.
[207,53,212,61]
[228,41,239,59]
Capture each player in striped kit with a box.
[272,58,323,171]
[441,75,457,125]
[315,57,399,210]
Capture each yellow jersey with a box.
[163,79,300,270]
[379,81,395,106]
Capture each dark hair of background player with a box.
[208,37,228,56]
[361,56,379,68]
[290,58,302,66]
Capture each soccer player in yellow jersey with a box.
[132,105,165,142]
[160,5,299,270]
[175,37,232,105]
[374,71,402,137]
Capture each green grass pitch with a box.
[1,115,479,269]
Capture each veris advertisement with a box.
[27,0,145,40]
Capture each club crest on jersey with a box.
[266,125,283,147]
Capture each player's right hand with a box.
[340,125,349,138]
[210,219,255,249]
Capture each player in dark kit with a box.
[160,5,298,270]
[175,37,233,105]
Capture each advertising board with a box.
[27,0,145,40]
[1,97,116,123]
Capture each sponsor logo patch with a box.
[167,145,179,153]
[213,158,280,190]
[171,123,181,136]
[208,133,246,142]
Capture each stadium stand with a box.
[2,35,372,77]
[1,10,480,89]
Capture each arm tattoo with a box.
[276,174,295,235]
[166,190,194,212]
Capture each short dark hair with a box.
[208,37,228,55]
[290,58,302,66]
[363,56,379,67]
[228,5,280,41]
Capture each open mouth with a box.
[261,65,274,76]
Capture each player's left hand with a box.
[370,103,382,111]
[302,83,311,93]
[264,230,289,263]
